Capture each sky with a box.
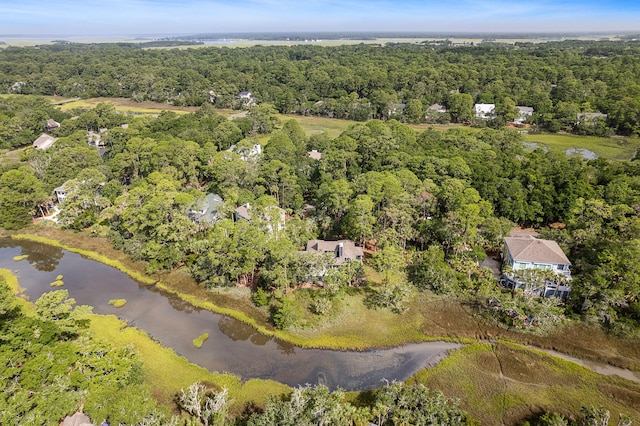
[1,0,639,37]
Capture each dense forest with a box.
[1,40,640,134]
[1,93,638,335]
[1,40,640,424]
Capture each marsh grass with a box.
[0,269,32,312]
[192,333,209,348]
[85,314,288,413]
[108,298,127,308]
[50,280,64,287]
[12,255,28,261]
[412,341,640,426]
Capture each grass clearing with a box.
[57,97,198,115]
[278,114,359,139]
[0,268,32,313]
[0,146,27,170]
[521,133,640,160]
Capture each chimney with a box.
[337,242,344,258]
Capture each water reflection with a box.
[19,240,64,272]
[0,238,461,391]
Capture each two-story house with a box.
[502,235,572,298]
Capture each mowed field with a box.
[56,97,199,115]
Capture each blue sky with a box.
[1,0,639,36]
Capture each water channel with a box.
[0,238,460,391]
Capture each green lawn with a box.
[57,97,197,115]
[521,133,640,160]
[278,114,359,139]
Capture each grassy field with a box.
[0,146,26,170]
[278,113,359,139]
[57,97,198,115]
[522,132,640,160]
[414,341,640,425]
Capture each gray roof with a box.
[32,133,58,150]
[504,236,570,265]
[304,239,363,266]
[190,193,223,223]
[517,106,534,114]
[234,203,252,221]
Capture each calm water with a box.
[0,238,460,390]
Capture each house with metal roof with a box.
[502,235,572,298]
[32,133,58,150]
[187,193,224,225]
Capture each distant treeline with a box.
[2,39,640,135]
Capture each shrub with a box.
[272,297,297,329]
[310,296,332,315]
[252,287,269,307]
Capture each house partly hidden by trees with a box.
[187,193,223,225]
[234,202,286,234]
[474,103,496,120]
[301,239,364,282]
[501,235,572,298]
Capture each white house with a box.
[474,103,496,120]
[576,112,608,126]
[237,91,256,107]
[514,106,534,124]
[502,235,572,298]
[227,143,262,161]
[54,182,70,203]
[308,149,322,160]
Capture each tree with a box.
[342,194,376,246]
[0,167,48,229]
[177,383,231,426]
[372,381,468,426]
[34,290,88,338]
[405,99,424,124]
[447,93,474,123]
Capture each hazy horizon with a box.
[1,0,639,37]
